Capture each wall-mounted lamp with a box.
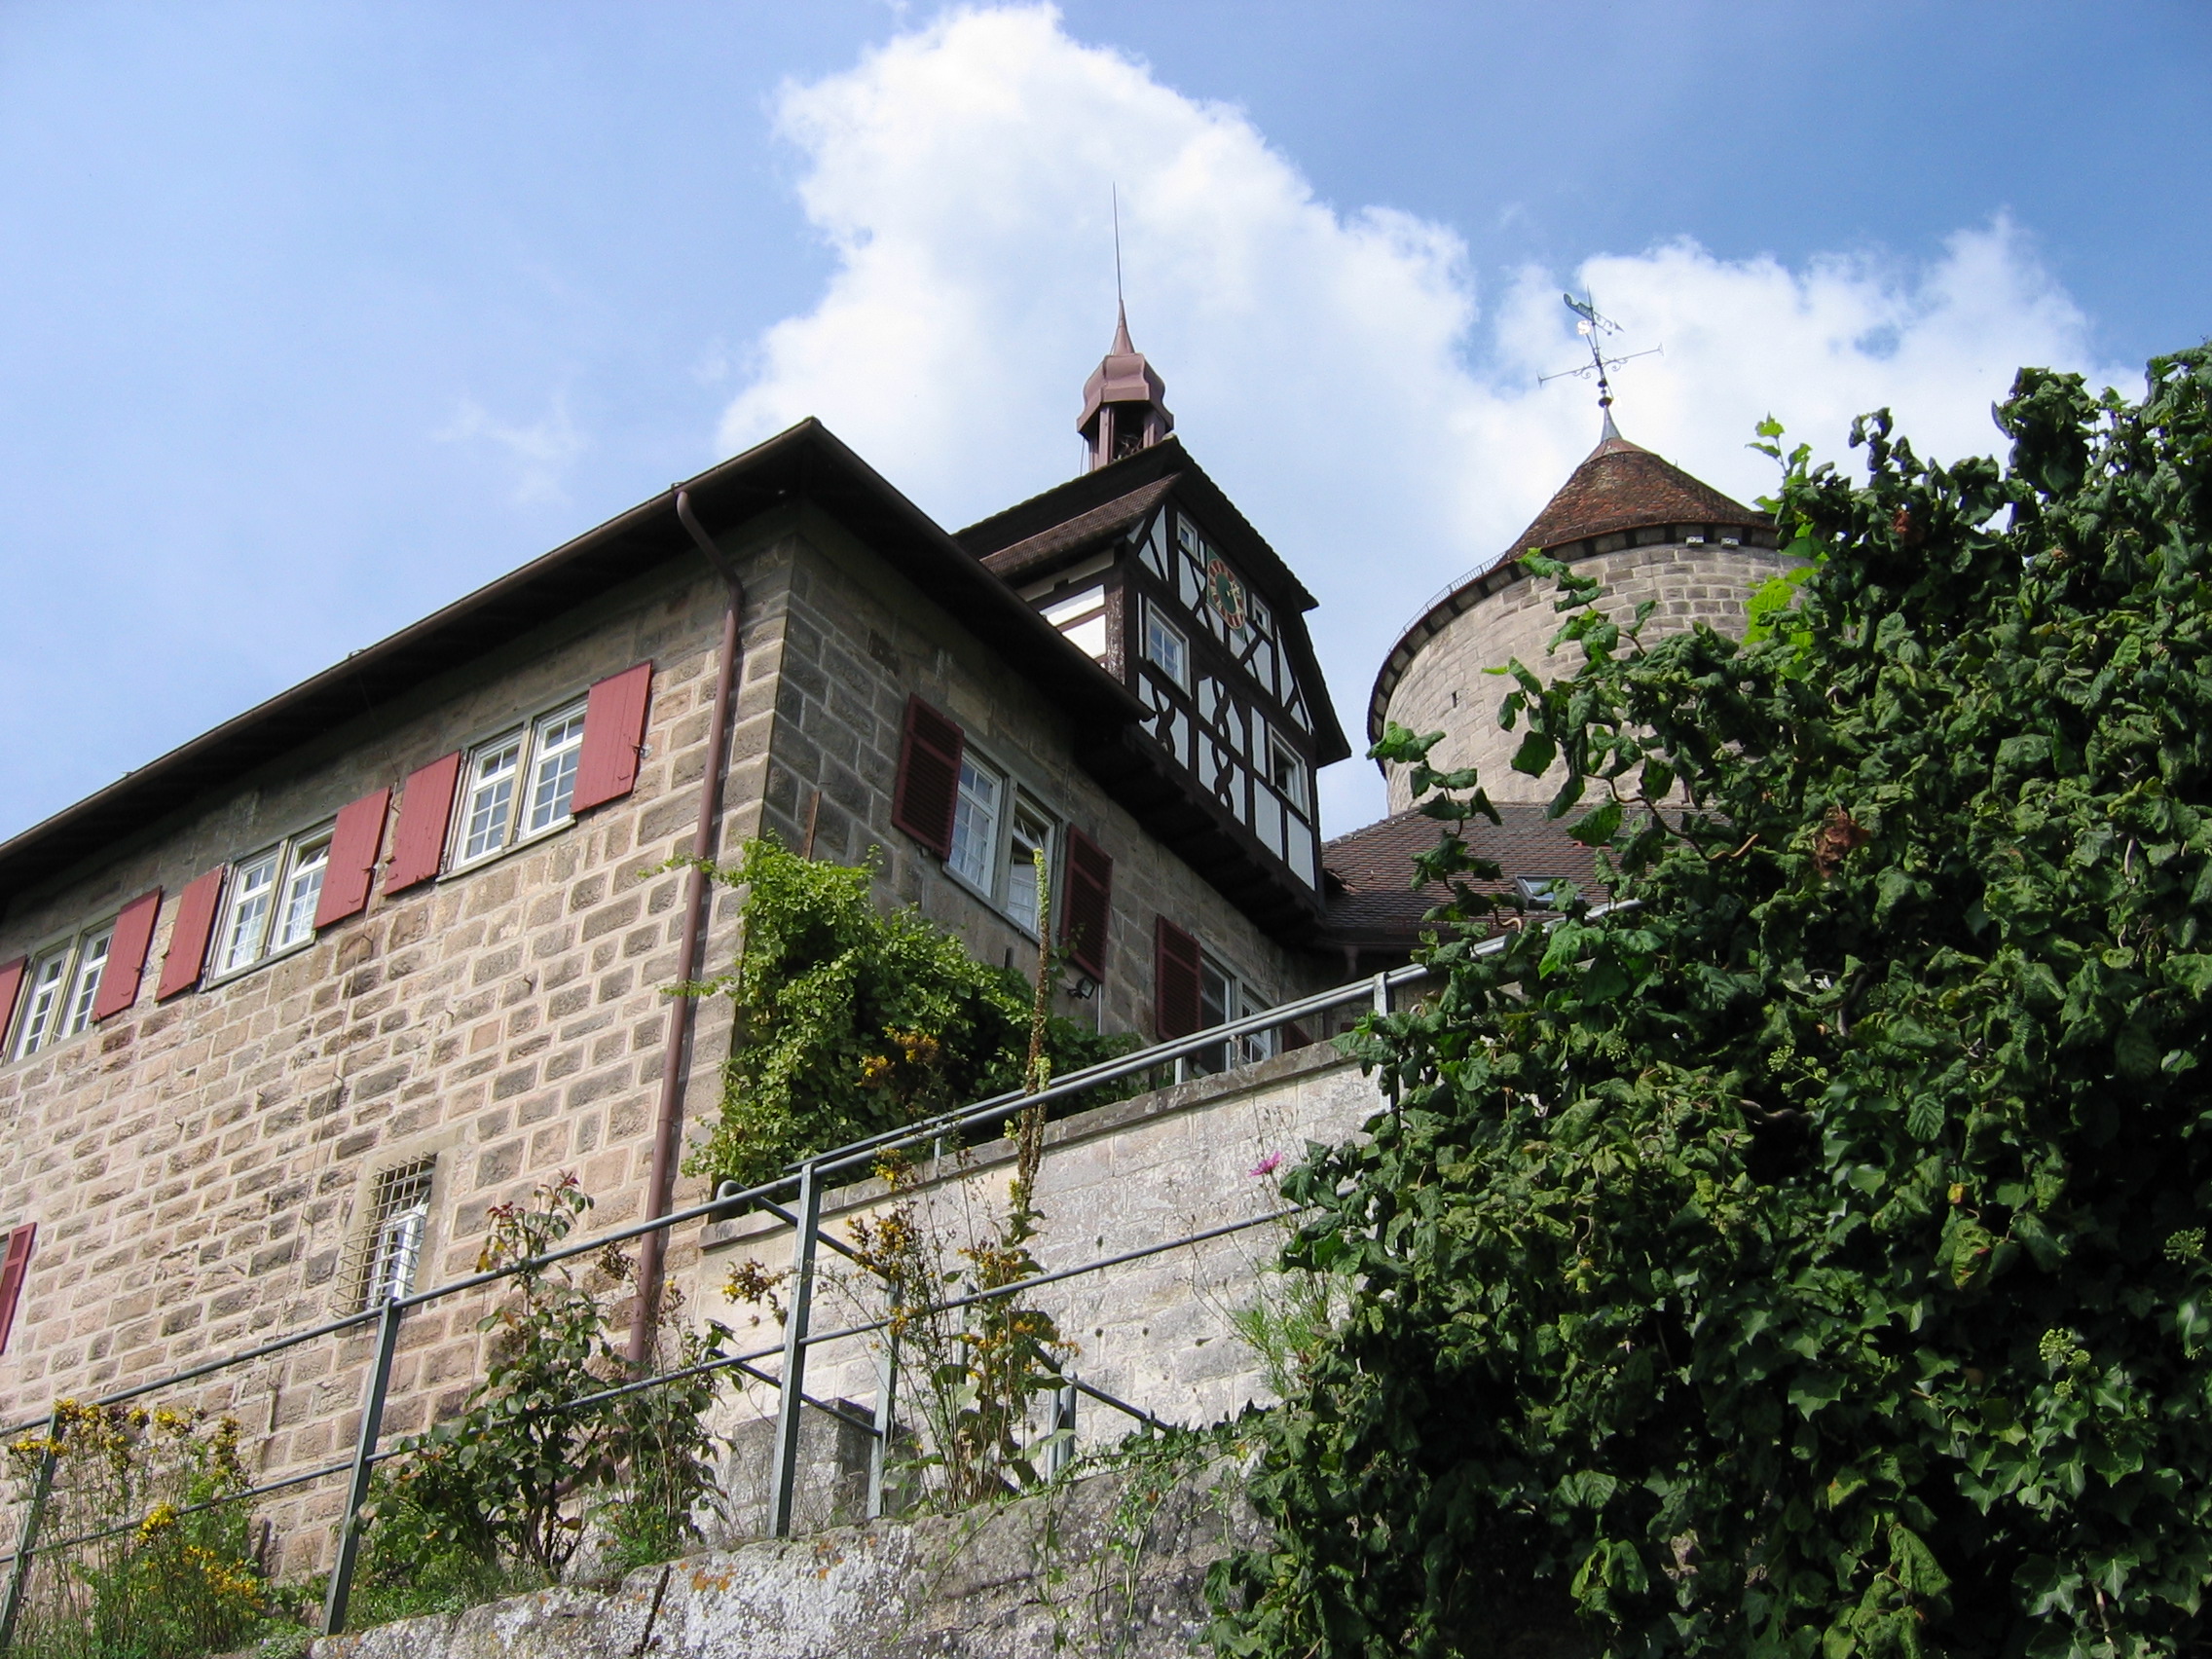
[1062,973,1099,1001]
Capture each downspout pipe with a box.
[625,489,745,1369]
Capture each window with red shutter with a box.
[157,867,227,1000]
[0,958,25,1047]
[385,753,462,893]
[892,697,964,861]
[1154,916,1201,1039]
[1060,830,1113,983]
[0,960,23,1052]
[571,662,653,814]
[92,889,162,1022]
[0,1223,33,1353]
[314,789,391,928]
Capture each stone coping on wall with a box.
[698,1037,1367,1253]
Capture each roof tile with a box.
[1319,803,1604,944]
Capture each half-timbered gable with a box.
[960,436,1348,941]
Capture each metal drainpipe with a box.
[624,488,745,1369]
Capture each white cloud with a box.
[438,393,587,506]
[719,4,2130,832]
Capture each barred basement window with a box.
[354,1160,435,1310]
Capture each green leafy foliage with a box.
[1218,350,2212,1658]
[4,1401,271,1659]
[685,839,1131,1185]
[367,1177,726,1587]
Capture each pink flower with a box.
[1248,1153,1284,1177]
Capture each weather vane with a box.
[1540,291,1661,413]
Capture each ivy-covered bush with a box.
[686,839,1131,1185]
[1219,351,2212,1658]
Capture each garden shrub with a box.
[1219,350,2212,1658]
[365,1177,726,1591]
[3,1400,269,1659]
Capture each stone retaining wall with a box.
[677,1040,1382,1532]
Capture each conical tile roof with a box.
[1508,417,1763,556]
[1364,418,1776,747]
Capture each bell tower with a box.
[1077,304,1173,471]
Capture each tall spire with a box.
[1078,304,1172,472]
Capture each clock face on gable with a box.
[1203,556,1246,632]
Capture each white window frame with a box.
[1193,950,1275,1076]
[1267,730,1310,817]
[948,754,1004,893]
[9,919,117,1062]
[1003,798,1054,939]
[449,695,590,872]
[1142,599,1190,691]
[941,744,1059,939]
[206,821,335,986]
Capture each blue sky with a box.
[1,1,2204,845]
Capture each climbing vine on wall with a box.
[1218,350,2212,1658]
[683,839,1129,1185]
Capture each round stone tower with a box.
[1370,416,1787,810]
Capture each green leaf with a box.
[1905,1095,1945,1142]
[1568,798,1623,846]
[1510,730,1557,776]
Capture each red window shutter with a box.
[1059,829,1113,982]
[891,696,964,861]
[571,662,654,814]
[92,889,162,1022]
[0,958,25,1042]
[314,788,391,929]
[0,1224,32,1353]
[156,867,226,1000]
[1154,916,1202,1040]
[385,753,461,893]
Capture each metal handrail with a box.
[0,909,1637,1643]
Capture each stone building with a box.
[0,318,1348,1451]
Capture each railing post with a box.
[866,1325,898,1521]
[0,1408,58,1652]
[1372,971,1390,1017]
[1046,1381,1077,1479]
[768,1161,821,1539]
[323,1295,404,1637]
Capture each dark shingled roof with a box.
[1318,803,1604,948]
[979,476,1177,584]
[1509,424,1763,555]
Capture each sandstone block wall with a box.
[758,506,1320,1039]
[1383,534,1793,811]
[267,1460,1266,1659]
[0,535,792,1569]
